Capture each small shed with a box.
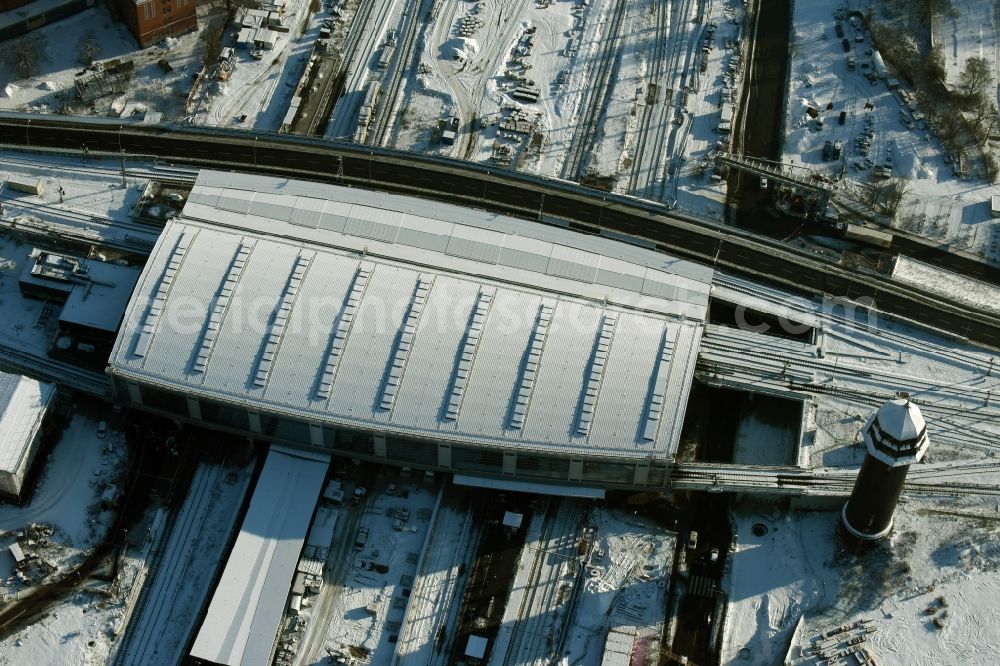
[465,634,488,660]
[5,176,44,195]
[8,542,25,566]
[502,511,523,529]
[254,28,277,50]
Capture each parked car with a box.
[354,486,368,498]
[97,421,108,439]
[353,526,369,551]
[710,547,720,562]
[687,530,698,550]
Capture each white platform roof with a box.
[0,371,54,474]
[108,171,712,461]
[190,445,329,666]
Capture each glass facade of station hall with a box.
[113,378,672,491]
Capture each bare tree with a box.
[918,0,955,22]
[959,56,992,104]
[922,44,947,83]
[8,37,41,79]
[881,179,909,217]
[78,31,102,66]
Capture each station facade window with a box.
[386,437,437,466]
[121,381,668,489]
[452,446,503,474]
[139,385,187,415]
[516,453,570,480]
[335,428,374,456]
[200,400,251,431]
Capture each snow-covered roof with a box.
[864,397,930,466]
[0,372,55,474]
[190,445,329,666]
[465,635,488,659]
[875,398,926,442]
[601,626,638,666]
[58,260,141,333]
[108,171,711,461]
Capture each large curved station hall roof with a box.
[108,171,713,461]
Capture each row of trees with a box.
[4,31,102,79]
[868,8,999,182]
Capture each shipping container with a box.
[5,177,44,195]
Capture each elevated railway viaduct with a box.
[0,113,998,353]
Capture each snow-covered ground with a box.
[112,457,254,666]
[0,152,162,242]
[388,0,739,219]
[785,0,1000,259]
[0,5,207,122]
[0,412,125,587]
[0,411,128,664]
[722,496,1000,666]
[290,473,439,665]
[560,506,675,665]
[931,0,1000,93]
[188,0,328,129]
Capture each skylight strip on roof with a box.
[252,252,314,388]
[134,230,197,358]
[314,263,374,401]
[507,301,556,430]
[642,327,676,442]
[575,312,618,436]
[378,276,435,412]
[443,288,496,422]
[190,239,255,375]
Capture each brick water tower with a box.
[841,394,929,546]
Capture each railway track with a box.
[326,0,393,139]
[497,498,583,666]
[368,0,428,146]
[563,0,629,181]
[396,501,479,666]
[628,0,693,199]
[0,191,161,242]
[714,272,998,373]
[626,0,668,196]
[2,114,999,349]
[672,462,1000,498]
[115,462,227,666]
[0,345,109,397]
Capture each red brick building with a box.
[115,0,196,47]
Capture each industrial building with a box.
[111,0,196,48]
[18,248,140,364]
[0,371,56,499]
[107,170,713,492]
